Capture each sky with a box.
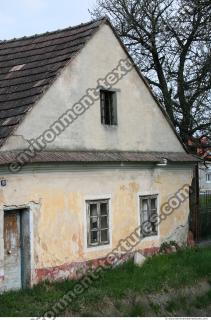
[0,0,97,40]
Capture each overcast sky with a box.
[0,0,97,40]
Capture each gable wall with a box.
[2,24,184,152]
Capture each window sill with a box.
[141,234,159,242]
[101,124,118,129]
[85,243,112,252]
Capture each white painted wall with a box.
[2,24,184,153]
[199,164,211,191]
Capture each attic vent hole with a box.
[33,79,45,88]
[10,64,25,72]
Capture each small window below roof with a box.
[100,90,117,126]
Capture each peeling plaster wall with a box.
[2,24,184,153]
[0,165,193,288]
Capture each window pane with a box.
[100,92,105,124]
[142,199,148,211]
[90,203,97,217]
[105,92,112,124]
[101,229,108,242]
[151,223,157,234]
[151,198,157,210]
[206,174,211,182]
[141,199,149,221]
[91,231,98,244]
[111,93,117,125]
[150,198,157,228]
[90,216,98,229]
[101,215,108,228]
[100,202,108,216]
[150,210,157,224]
[140,196,158,238]
[100,90,117,125]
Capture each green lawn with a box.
[200,193,211,208]
[199,193,211,240]
[1,247,211,316]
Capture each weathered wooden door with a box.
[4,212,22,291]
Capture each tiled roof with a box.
[0,18,106,147]
[0,151,198,166]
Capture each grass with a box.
[199,193,211,240]
[127,304,145,317]
[166,296,190,313]
[194,290,211,309]
[1,247,211,316]
[164,289,211,316]
[200,194,211,208]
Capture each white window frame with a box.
[137,192,160,240]
[84,194,112,251]
[100,90,118,126]
[206,173,211,183]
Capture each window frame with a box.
[206,173,211,183]
[86,198,110,248]
[100,90,118,126]
[139,194,159,239]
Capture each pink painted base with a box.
[34,247,159,284]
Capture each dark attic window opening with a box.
[100,90,117,126]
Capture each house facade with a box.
[199,164,211,191]
[0,18,196,292]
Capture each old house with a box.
[198,137,211,192]
[199,163,211,192]
[188,136,211,192]
[187,137,211,241]
[0,18,196,292]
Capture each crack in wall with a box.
[163,220,189,245]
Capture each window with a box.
[206,173,211,183]
[140,195,158,238]
[87,199,110,247]
[100,90,117,125]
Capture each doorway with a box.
[3,208,31,291]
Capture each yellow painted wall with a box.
[0,165,193,275]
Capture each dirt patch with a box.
[71,280,211,316]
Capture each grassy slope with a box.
[0,247,211,316]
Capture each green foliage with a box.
[1,247,211,316]
[160,240,180,253]
[127,304,145,316]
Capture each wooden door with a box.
[4,212,22,291]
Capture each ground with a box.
[0,247,211,316]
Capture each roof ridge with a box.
[0,17,107,44]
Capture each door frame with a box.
[2,206,33,289]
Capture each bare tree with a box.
[91,0,211,144]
